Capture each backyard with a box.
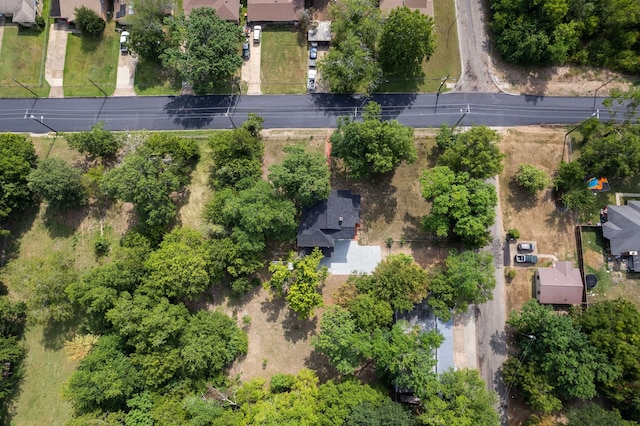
[0,23,50,98]
[260,26,307,94]
[63,22,119,97]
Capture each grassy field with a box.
[261,26,307,94]
[64,22,119,97]
[0,25,50,98]
[134,59,182,96]
[377,0,461,93]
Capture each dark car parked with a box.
[242,42,250,60]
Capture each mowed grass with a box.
[261,26,307,94]
[0,26,50,98]
[64,22,119,97]
[377,0,461,93]
[10,325,78,426]
[134,59,182,96]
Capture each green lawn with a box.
[0,25,50,98]
[63,22,119,97]
[377,0,461,93]
[134,59,182,96]
[261,26,307,94]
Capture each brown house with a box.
[183,0,240,22]
[535,261,584,305]
[50,0,103,22]
[247,0,303,23]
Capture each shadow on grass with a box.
[506,180,541,213]
[401,212,424,239]
[282,310,317,344]
[304,349,340,383]
[43,204,89,239]
[134,59,181,95]
[376,70,425,94]
[260,294,287,323]
[41,317,79,351]
[1,205,39,265]
[78,33,104,53]
[544,208,573,234]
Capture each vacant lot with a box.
[0,25,50,98]
[64,23,119,97]
[261,26,307,94]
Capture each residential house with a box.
[379,0,433,17]
[535,261,584,305]
[602,201,640,272]
[184,0,240,22]
[247,0,303,23]
[0,0,38,26]
[297,190,360,251]
[50,0,103,22]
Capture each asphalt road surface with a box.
[0,93,628,133]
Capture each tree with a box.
[331,102,416,179]
[514,163,551,194]
[141,227,210,301]
[504,299,618,412]
[266,248,328,319]
[427,250,496,321]
[577,126,640,177]
[161,7,242,94]
[356,253,429,312]
[346,400,415,426]
[437,125,504,179]
[180,310,248,380]
[563,403,636,426]
[312,306,366,374]
[65,334,141,415]
[553,161,595,212]
[0,134,36,231]
[379,7,436,77]
[65,123,121,159]
[74,6,105,35]
[318,33,382,94]
[329,0,382,51]
[420,166,497,247]
[125,0,171,62]
[27,158,85,209]
[0,297,28,423]
[417,369,499,426]
[268,145,331,207]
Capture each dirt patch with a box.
[505,267,535,314]
[492,59,634,96]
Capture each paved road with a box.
[0,93,627,133]
[455,0,496,92]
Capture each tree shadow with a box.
[544,208,573,234]
[401,212,424,239]
[506,180,540,213]
[304,349,340,383]
[260,295,287,323]
[490,330,508,357]
[282,310,317,344]
[40,317,79,351]
[43,204,89,239]
[310,92,418,121]
[164,95,234,129]
[1,205,39,265]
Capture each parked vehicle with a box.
[515,254,538,264]
[310,47,318,59]
[517,243,535,251]
[120,31,130,53]
[307,69,317,91]
[242,42,250,60]
[253,26,261,43]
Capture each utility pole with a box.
[562,111,598,163]
[592,76,617,112]
[25,114,58,135]
[452,104,470,129]
[434,74,450,113]
[13,78,39,98]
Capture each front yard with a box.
[134,58,182,96]
[261,26,307,94]
[0,25,50,98]
[63,22,119,97]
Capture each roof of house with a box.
[379,0,434,17]
[0,0,36,24]
[537,261,583,305]
[184,0,240,21]
[50,0,102,21]
[602,201,640,255]
[247,0,303,22]
[308,21,331,42]
[297,190,361,248]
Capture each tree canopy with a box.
[331,102,416,179]
[0,134,36,232]
[75,6,106,35]
[65,123,121,159]
[437,125,504,179]
[268,145,331,207]
[27,158,85,209]
[420,166,497,247]
[379,7,437,77]
[427,249,496,321]
[162,7,243,94]
[513,163,551,194]
[0,297,27,423]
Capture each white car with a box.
[120,31,130,53]
[253,26,261,43]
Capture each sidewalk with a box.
[113,52,137,96]
[44,23,69,98]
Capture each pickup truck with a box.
[515,254,538,264]
[307,69,317,91]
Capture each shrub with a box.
[75,6,106,36]
[507,228,520,240]
[514,164,550,194]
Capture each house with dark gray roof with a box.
[0,0,38,26]
[297,190,360,250]
[602,201,640,272]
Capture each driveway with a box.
[242,35,261,95]
[113,52,137,96]
[320,241,381,275]
[45,23,70,98]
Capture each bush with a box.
[506,228,520,240]
[74,6,105,36]
[27,158,86,209]
[270,373,296,393]
[94,237,110,257]
[506,269,516,281]
[514,164,550,194]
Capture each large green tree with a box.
[427,249,496,321]
[74,6,105,35]
[268,145,331,207]
[437,125,504,179]
[513,163,551,194]
[65,123,121,159]
[27,157,86,209]
[420,166,497,247]
[379,7,437,77]
[0,134,36,233]
[331,102,416,179]
[329,0,382,51]
[162,7,243,94]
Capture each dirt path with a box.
[44,23,69,98]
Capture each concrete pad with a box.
[45,23,69,98]
[453,308,477,370]
[113,53,137,96]
[320,240,382,275]
[241,32,261,95]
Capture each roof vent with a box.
[339,216,343,224]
